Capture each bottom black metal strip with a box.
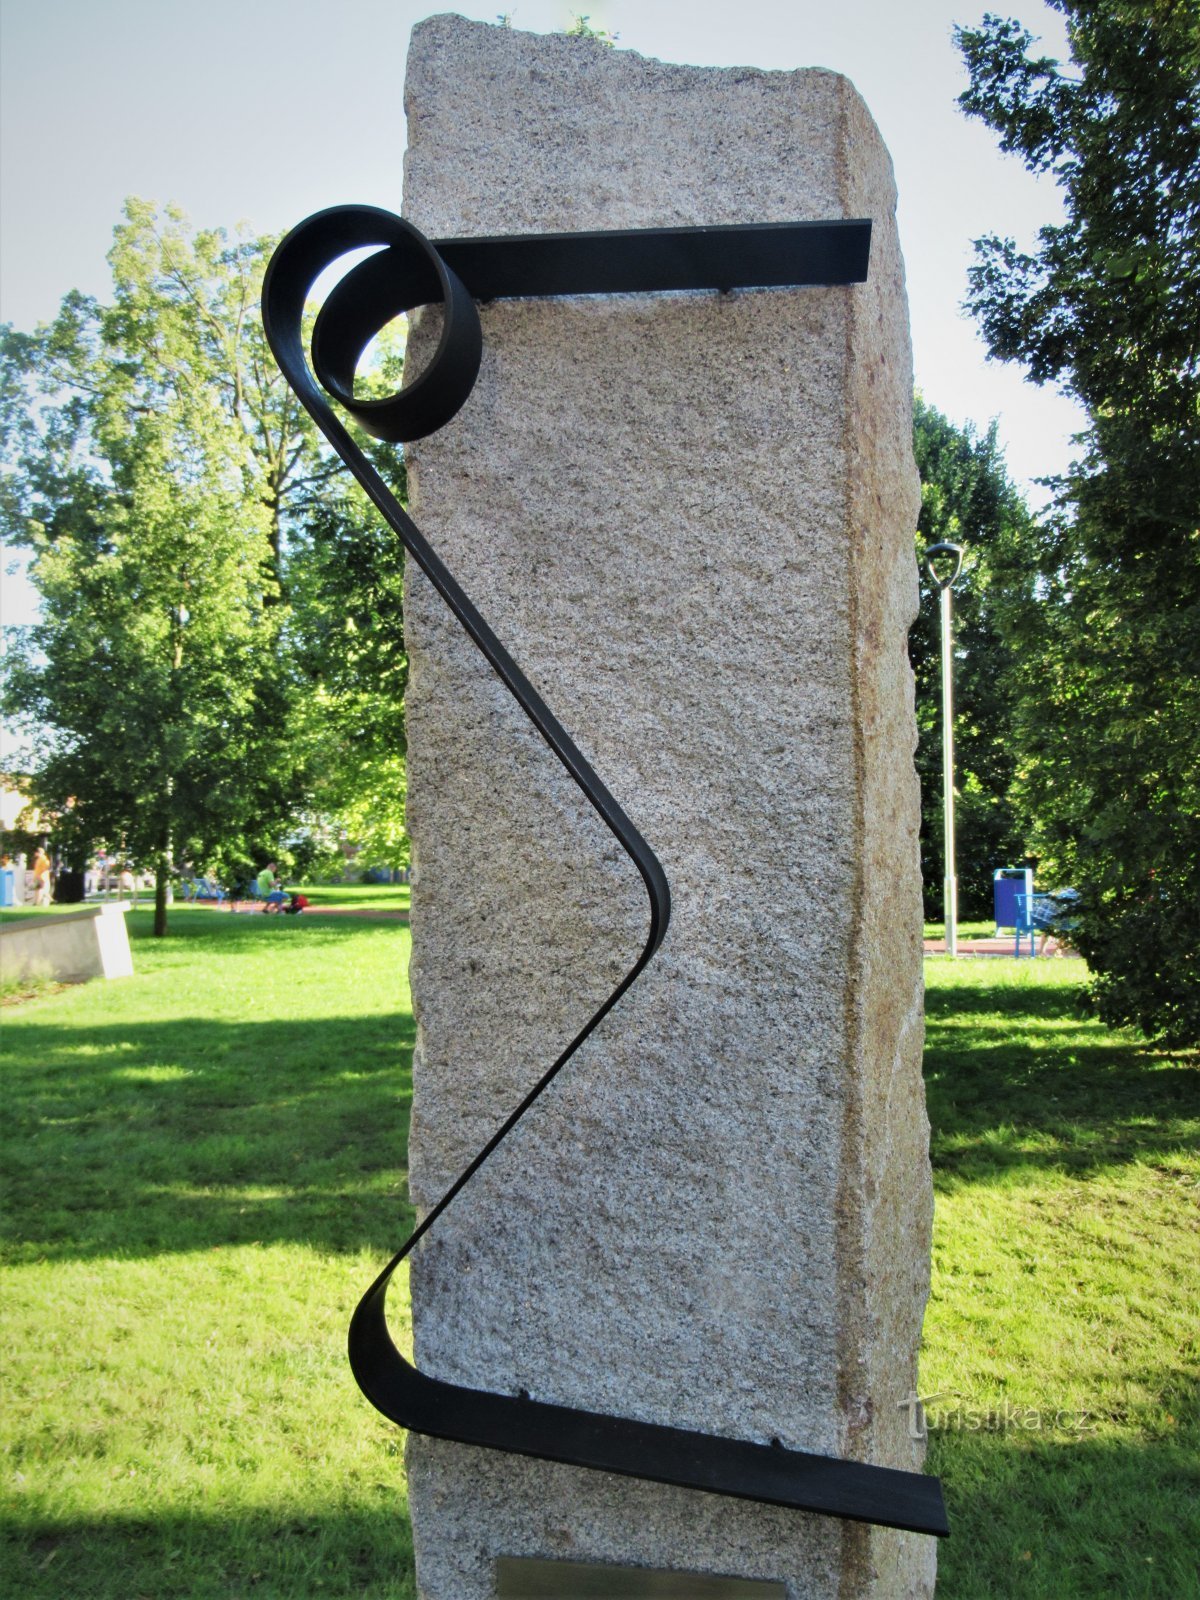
[350,1273,949,1538]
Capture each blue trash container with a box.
[993,867,1033,935]
[0,867,14,907]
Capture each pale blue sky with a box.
[0,0,1084,668]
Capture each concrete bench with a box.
[0,902,135,985]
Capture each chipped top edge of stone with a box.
[404,13,897,228]
[409,11,859,96]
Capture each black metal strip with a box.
[261,204,948,1541]
[433,217,871,299]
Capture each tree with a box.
[284,458,410,876]
[910,396,1035,920]
[0,213,290,932]
[1,202,411,930]
[957,1,1200,1042]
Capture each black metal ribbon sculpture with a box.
[262,205,948,1540]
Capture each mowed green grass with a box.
[924,919,997,941]
[1,909,417,1598]
[293,884,410,914]
[921,959,1199,1597]
[2,918,1196,1596]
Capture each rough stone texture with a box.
[400,17,935,1597]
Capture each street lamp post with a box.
[923,542,964,957]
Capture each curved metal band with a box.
[265,206,482,442]
[923,541,964,593]
[261,205,948,1540]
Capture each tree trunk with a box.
[153,827,172,937]
[153,860,169,937]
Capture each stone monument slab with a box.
[396,17,935,1598]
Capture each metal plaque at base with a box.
[496,1556,787,1598]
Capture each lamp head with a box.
[923,541,964,593]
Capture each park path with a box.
[923,935,1081,958]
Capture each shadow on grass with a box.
[2,1505,415,1600]
[6,1427,1197,1600]
[923,976,1198,1187]
[2,1006,414,1265]
[927,977,1089,1022]
[929,1418,1199,1598]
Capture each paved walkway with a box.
[924,936,1080,958]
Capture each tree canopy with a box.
[958,0,1200,1042]
[911,396,1034,920]
[0,202,411,930]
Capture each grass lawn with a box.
[924,919,1002,941]
[1,909,417,1598]
[922,960,1198,1597]
[293,884,410,914]
[0,880,410,918]
[2,917,1195,1596]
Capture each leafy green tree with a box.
[284,459,409,876]
[910,396,1035,920]
[1,202,411,929]
[957,1,1200,1041]
[1,212,290,931]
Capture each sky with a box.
[0,0,1085,654]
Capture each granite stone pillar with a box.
[400,16,935,1597]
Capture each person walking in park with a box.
[31,846,52,907]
